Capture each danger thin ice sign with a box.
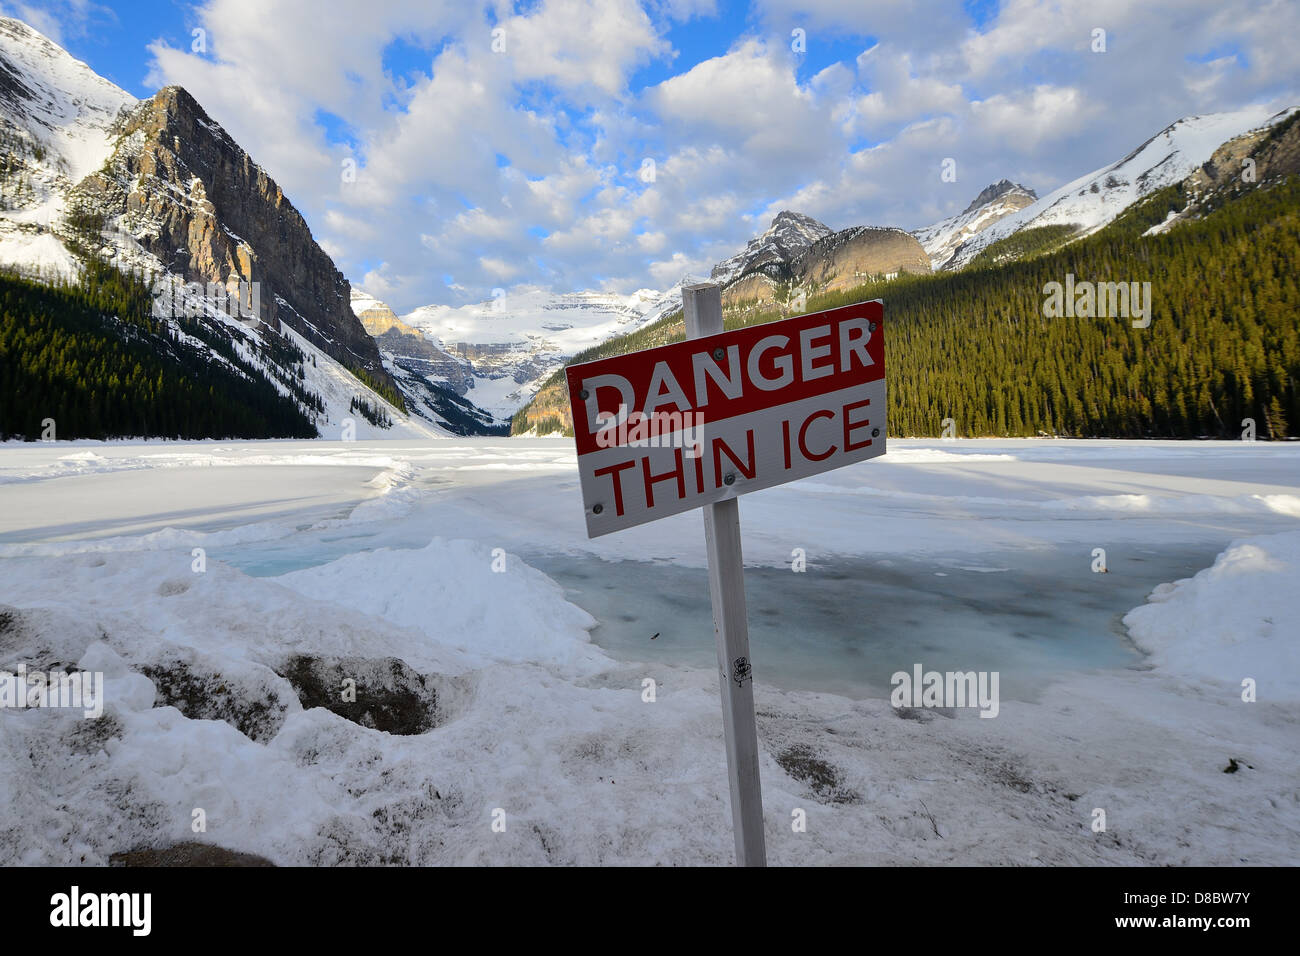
[565,298,886,537]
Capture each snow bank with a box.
[277,538,603,673]
[1123,531,1300,699]
[1,439,1298,866]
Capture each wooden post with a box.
[681,282,767,867]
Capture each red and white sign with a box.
[566,299,885,537]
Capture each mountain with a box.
[716,213,931,310]
[710,210,832,285]
[0,16,133,276]
[0,16,438,440]
[1145,107,1300,236]
[360,284,688,422]
[70,85,390,381]
[912,179,1038,270]
[508,212,931,434]
[366,209,929,428]
[510,105,1300,439]
[350,289,503,435]
[935,106,1296,270]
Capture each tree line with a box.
[0,263,319,440]
[515,171,1299,439]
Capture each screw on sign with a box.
[564,284,887,866]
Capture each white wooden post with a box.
[681,282,767,867]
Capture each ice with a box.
[530,547,1220,702]
[1123,531,1300,700]
[0,437,1298,865]
[278,539,604,674]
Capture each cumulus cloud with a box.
[130,0,1300,312]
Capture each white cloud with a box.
[1,0,107,43]
[478,255,520,279]
[124,0,1300,312]
[498,0,668,96]
[970,85,1095,148]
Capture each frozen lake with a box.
[531,548,1215,702]
[203,533,1192,701]
[2,438,1298,866]
[2,438,1293,703]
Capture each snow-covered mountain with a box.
[0,17,134,276]
[911,179,1037,271]
[710,210,833,285]
[350,290,504,434]
[360,214,844,427]
[0,16,447,440]
[508,213,931,434]
[936,107,1296,270]
[357,284,692,422]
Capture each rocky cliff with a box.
[69,85,391,387]
[353,292,476,395]
[1170,109,1300,218]
[720,220,931,309]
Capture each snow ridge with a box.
[912,180,1037,270]
[710,210,833,285]
[938,106,1295,270]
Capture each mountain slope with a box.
[0,263,319,439]
[0,16,439,440]
[940,106,1295,270]
[513,142,1300,439]
[912,179,1037,270]
[0,16,134,277]
[1145,108,1300,236]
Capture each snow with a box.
[0,229,79,277]
[357,284,689,421]
[912,182,1036,270]
[1123,531,1300,699]
[0,437,1297,865]
[941,106,1297,269]
[279,539,603,673]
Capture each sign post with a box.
[683,283,766,867]
[564,283,886,866]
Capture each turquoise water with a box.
[528,547,1217,702]
[218,522,1218,702]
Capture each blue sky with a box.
[8,0,1298,312]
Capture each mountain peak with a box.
[769,209,827,229]
[961,179,1037,216]
[711,210,832,283]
